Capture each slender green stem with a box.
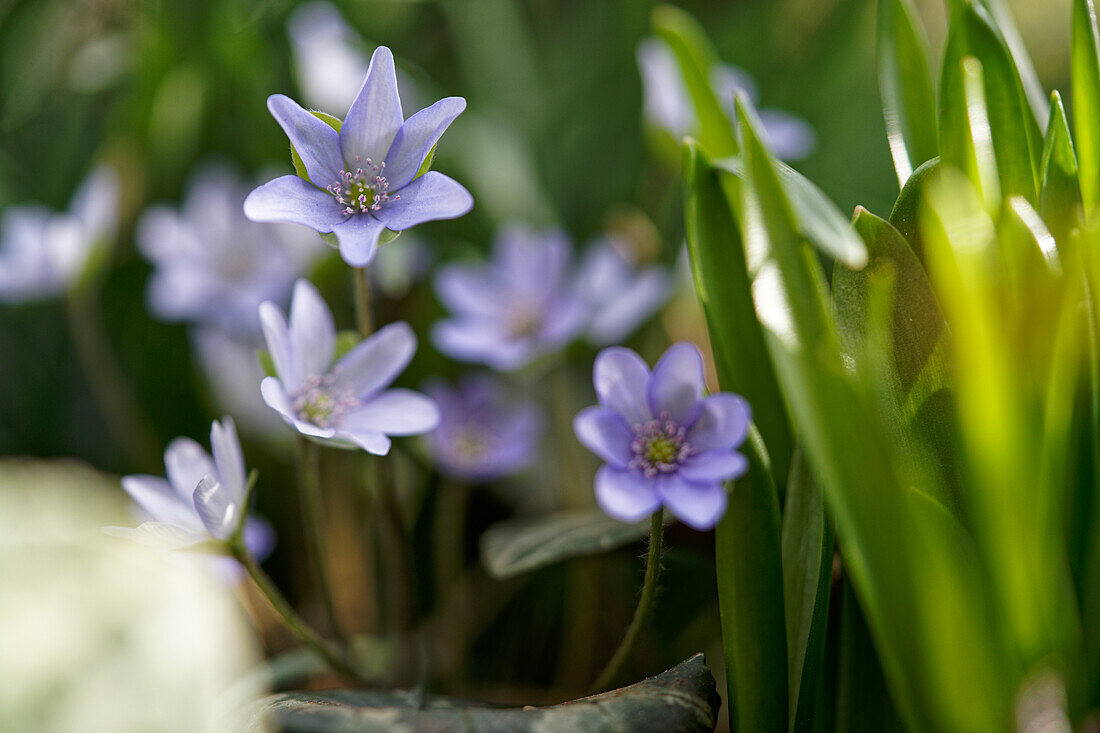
[231,542,364,684]
[590,510,665,693]
[297,437,349,647]
[65,288,160,470]
[353,266,374,337]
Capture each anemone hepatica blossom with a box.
[244,46,473,268]
[637,37,816,161]
[259,279,439,453]
[422,373,543,482]
[573,343,751,530]
[0,165,118,302]
[105,418,273,556]
[138,164,321,338]
[432,224,587,371]
[577,237,672,347]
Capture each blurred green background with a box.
[0,0,1077,712]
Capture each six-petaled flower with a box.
[574,343,751,530]
[244,46,473,268]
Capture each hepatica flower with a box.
[574,343,751,530]
[422,373,543,482]
[637,37,816,161]
[259,279,439,453]
[432,223,587,371]
[244,46,473,268]
[577,237,672,347]
[105,417,273,556]
[0,165,118,302]
[138,163,321,338]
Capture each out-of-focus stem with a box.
[353,266,374,337]
[297,437,349,648]
[65,287,160,470]
[590,511,665,693]
[231,542,364,684]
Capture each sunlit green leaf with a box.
[1039,91,1082,246]
[877,0,938,187]
[1073,0,1100,214]
[889,156,940,262]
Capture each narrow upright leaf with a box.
[878,0,939,187]
[1073,0,1100,214]
[974,0,1050,124]
[1039,91,1082,246]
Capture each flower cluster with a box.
[432,224,671,371]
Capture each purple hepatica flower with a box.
[573,343,751,530]
[138,163,322,339]
[0,165,118,302]
[104,417,274,558]
[636,37,816,162]
[432,223,588,371]
[577,237,672,347]
[422,373,543,482]
[244,46,473,268]
[259,278,440,453]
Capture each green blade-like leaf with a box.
[1040,91,1082,246]
[652,4,739,157]
[255,654,720,733]
[781,450,834,733]
[714,156,868,269]
[939,2,1041,205]
[683,140,792,482]
[888,156,941,262]
[974,0,1050,124]
[878,0,938,187]
[683,139,789,732]
[479,509,660,580]
[1073,0,1100,214]
[835,582,907,732]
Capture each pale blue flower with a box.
[422,373,542,482]
[192,328,288,439]
[431,223,587,371]
[574,343,751,530]
[138,163,322,338]
[244,46,473,267]
[577,237,672,346]
[637,37,816,161]
[105,417,274,555]
[288,2,370,116]
[0,165,118,302]
[259,279,440,453]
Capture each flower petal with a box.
[656,474,727,530]
[646,342,705,426]
[594,465,660,523]
[331,320,416,398]
[383,96,467,189]
[688,393,751,452]
[758,108,817,162]
[210,417,246,502]
[375,172,472,231]
[266,94,345,188]
[340,46,404,168]
[164,437,215,502]
[593,347,651,427]
[243,515,277,562]
[430,318,534,371]
[573,406,634,469]
[121,475,202,531]
[587,267,671,346]
[260,376,337,439]
[678,450,748,483]
[337,426,392,455]
[193,475,237,540]
[259,300,296,389]
[434,264,503,318]
[243,175,347,232]
[288,279,336,380]
[341,388,440,436]
[332,215,386,267]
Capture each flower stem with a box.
[65,287,160,470]
[589,510,665,693]
[297,437,349,648]
[353,266,374,337]
[231,542,365,684]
